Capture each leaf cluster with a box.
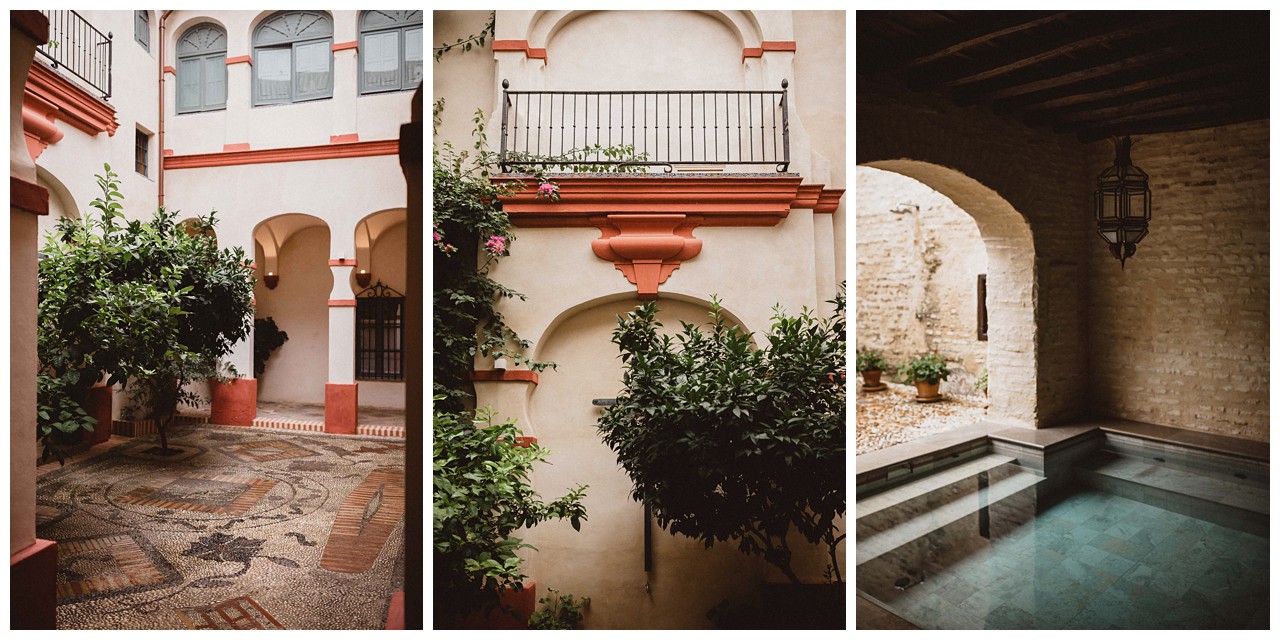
[596,288,847,584]
[855,349,889,373]
[527,589,591,630]
[898,352,950,384]
[504,144,651,173]
[253,317,289,377]
[433,11,495,62]
[433,404,587,627]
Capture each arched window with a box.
[176,23,227,113]
[359,11,423,95]
[253,11,333,106]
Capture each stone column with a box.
[209,228,257,426]
[326,258,358,434]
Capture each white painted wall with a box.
[254,225,331,404]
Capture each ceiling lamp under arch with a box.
[1094,136,1151,269]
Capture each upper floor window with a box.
[252,11,333,106]
[358,11,422,95]
[135,10,150,52]
[176,24,227,114]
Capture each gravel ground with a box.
[855,381,987,455]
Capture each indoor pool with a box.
[856,450,1269,629]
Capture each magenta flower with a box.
[433,230,442,243]
[485,235,507,255]
[537,182,558,197]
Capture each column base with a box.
[10,539,57,629]
[209,378,257,426]
[325,383,358,434]
[83,384,113,445]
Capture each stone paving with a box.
[36,424,404,629]
[855,382,987,455]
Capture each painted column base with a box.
[385,591,405,630]
[457,582,537,629]
[10,539,57,629]
[83,384,113,445]
[209,378,257,426]
[325,383,358,435]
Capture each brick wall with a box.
[1086,120,1269,441]
[856,167,988,396]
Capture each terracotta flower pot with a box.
[81,385,113,445]
[914,380,942,403]
[860,370,887,391]
[456,582,537,630]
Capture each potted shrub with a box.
[975,367,988,397]
[855,350,890,391]
[899,353,950,403]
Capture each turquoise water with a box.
[858,473,1269,629]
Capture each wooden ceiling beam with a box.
[901,11,1069,70]
[1073,105,1269,142]
[1029,81,1263,129]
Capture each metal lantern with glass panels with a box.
[1094,136,1151,268]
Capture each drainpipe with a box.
[158,10,172,209]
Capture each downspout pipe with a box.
[158,10,172,209]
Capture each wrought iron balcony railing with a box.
[36,10,113,100]
[499,80,790,173]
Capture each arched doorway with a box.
[859,160,1037,428]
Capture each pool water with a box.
[857,458,1269,629]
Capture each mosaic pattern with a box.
[320,467,406,573]
[37,424,406,629]
[114,472,277,515]
[56,532,181,603]
[218,439,319,463]
[174,596,286,629]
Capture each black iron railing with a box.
[37,10,113,100]
[499,80,790,173]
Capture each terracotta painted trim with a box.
[329,258,358,266]
[328,299,357,307]
[225,55,252,66]
[163,65,177,75]
[223,142,250,152]
[12,10,50,44]
[494,175,805,227]
[514,436,538,448]
[11,177,50,216]
[324,383,359,435]
[163,148,175,157]
[24,63,119,137]
[332,40,358,52]
[592,214,702,300]
[792,183,824,209]
[815,188,845,214]
[762,41,798,52]
[329,133,359,144]
[9,538,57,630]
[165,139,399,169]
[741,47,763,62]
[491,39,547,64]
[470,369,540,385]
[22,99,63,160]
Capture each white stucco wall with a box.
[254,225,331,404]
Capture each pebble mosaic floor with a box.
[36,424,405,630]
[861,489,1269,629]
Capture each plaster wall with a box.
[1085,120,1269,441]
[857,167,988,395]
[359,220,407,409]
[858,75,1093,427]
[253,225,331,404]
[793,11,846,285]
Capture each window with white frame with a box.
[252,11,333,106]
[359,11,423,95]
[176,23,227,114]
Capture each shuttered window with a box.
[176,24,227,114]
[252,11,334,106]
[359,11,423,94]
[135,11,150,51]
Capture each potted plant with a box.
[899,353,950,403]
[855,350,890,391]
[975,367,988,397]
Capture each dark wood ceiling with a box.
[857,11,1270,142]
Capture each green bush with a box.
[975,367,988,392]
[528,589,590,630]
[253,317,289,376]
[899,353,951,385]
[855,350,889,373]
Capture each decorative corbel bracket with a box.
[591,214,702,300]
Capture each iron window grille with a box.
[176,23,227,114]
[355,281,404,381]
[252,11,334,106]
[135,10,149,52]
[36,10,113,99]
[499,80,791,173]
[358,10,423,95]
[135,129,149,176]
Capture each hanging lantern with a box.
[1094,136,1151,269]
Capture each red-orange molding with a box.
[792,183,823,209]
[223,142,250,152]
[471,369,540,384]
[592,214,702,300]
[491,39,547,64]
[762,41,798,52]
[163,65,177,75]
[328,299,357,307]
[494,175,805,227]
[329,258,358,266]
[166,139,399,169]
[226,55,252,66]
[329,133,359,144]
[816,188,845,214]
[11,177,50,216]
[24,63,119,138]
[332,40,358,52]
[741,47,764,62]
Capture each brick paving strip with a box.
[319,467,406,574]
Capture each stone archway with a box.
[859,159,1038,428]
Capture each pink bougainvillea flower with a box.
[485,235,507,255]
[433,230,442,243]
[537,182,558,196]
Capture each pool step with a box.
[1075,451,1268,537]
[856,456,1043,567]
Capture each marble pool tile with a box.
[981,603,1035,629]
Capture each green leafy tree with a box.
[597,289,847,584]
[37,165,254,459]
[433,404,587,628]
[253,317,289,376]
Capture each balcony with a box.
[499,80,790,173]
[36,10,112,100]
